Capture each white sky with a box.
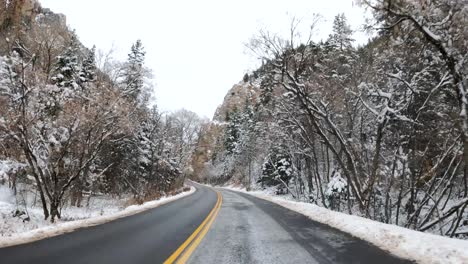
[39,0,370,119]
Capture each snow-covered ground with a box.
[0,185,195,248]
[223,185,468,264]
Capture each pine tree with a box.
[122,39,146,101]
[323,14,356,82]
[79,45,96,84]
[51,33,82,90]
[243,73,249,83]
[224,109,241,155]
[260,147,293,188]
[328,13,354,51]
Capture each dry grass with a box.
[124,185,192,206]
[123,197,143,207]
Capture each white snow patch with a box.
[0,186,195,248]
[0,185,14,204]
[223,186,468,264]
[325,174,347,197]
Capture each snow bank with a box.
[223,186,468,264]
[0,186,195,248]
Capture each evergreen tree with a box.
[260,147,293,188]
[224,109,241,155]
[322,14,357,83]
[328,13,354,51]
[243,73,249,83]
[122,39,146,101]
[79,45,96,84]
[51,33,82,90]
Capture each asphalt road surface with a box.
[0,184,412,264]
[189,189,412,264]
[0,183,218,264]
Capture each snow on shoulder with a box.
[223,186,468,264]
[0,186,195,248]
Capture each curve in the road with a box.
[0,184,414,264]
[189,188,413,264]
[165,190,222,264]
[0,183,220,264]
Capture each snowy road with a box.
[0,184,412,264]
[0,184,217,264]
[189,189,412,264]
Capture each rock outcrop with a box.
[1,0,67,37]
[213,79,259,121]
[1,0,41,29]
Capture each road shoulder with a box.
[0,186,196,248]
[224,186,468,264]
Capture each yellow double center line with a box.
[164,190,222,264]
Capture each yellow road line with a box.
[164,191,222,264]
[176,193,222,264]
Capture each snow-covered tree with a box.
[121,39,147,102]
[51,33,82,90]
[79,45,96,85]
[328,13,354,51]
[224,109,242,155]
[203,8,468,238]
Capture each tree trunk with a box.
[366,122,385,216]
[463,134,468,198]
[35,174,49,220]
[24,152,50,220]
[50,198,61,223]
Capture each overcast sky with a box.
[40,0,369,119]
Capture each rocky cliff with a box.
[0,0,68,52]
[213,78,259,121]
[1,0,41,28]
